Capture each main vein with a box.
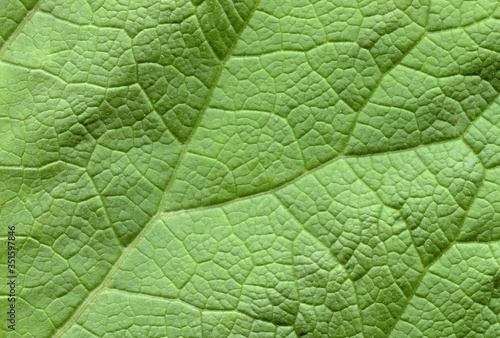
[53,1,262,336]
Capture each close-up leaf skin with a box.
[0,0,499,337]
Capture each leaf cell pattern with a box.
[1,0,500,337]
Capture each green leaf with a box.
[1,0,499,336]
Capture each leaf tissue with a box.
[1,0,500,337]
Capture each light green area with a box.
[0,0,499,337]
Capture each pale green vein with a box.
[386,162,487,336]
[107,288,294,327]
[53,1,262,335]
[159,135,482,217]
[0,0,45,60]
[343,2,432,155]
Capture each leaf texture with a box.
[1,0,500,337]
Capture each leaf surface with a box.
[1,0,500,337]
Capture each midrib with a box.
[53,1,262,336]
